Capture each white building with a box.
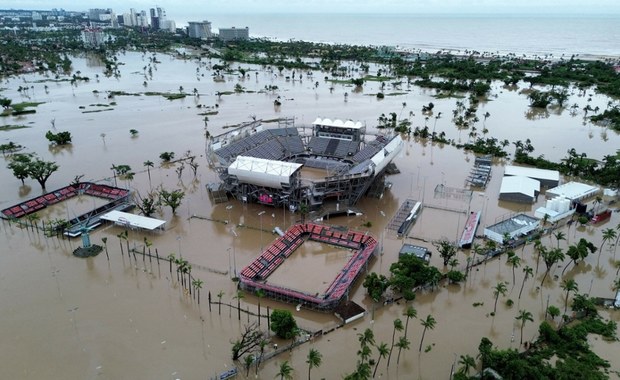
[504,165,560,188]
[81,28,105,47]
[499,176,540,204]
[188,21,212,39]
[546,181,600,203]
[484,214,540,244]
[219,27,249,42]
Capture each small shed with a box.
[504,165,559,188]
[499,176,540,204]
[399,244,431,262]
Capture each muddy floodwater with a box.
[1,51,619,379]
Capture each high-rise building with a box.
[188,21,212,39]
[81,28,105,47]
[218,27,250,42]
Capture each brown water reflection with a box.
[0,52,619,379]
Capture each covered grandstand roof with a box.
[228,156,303,189]
[312,118,363,130]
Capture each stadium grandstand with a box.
[207,117,404,209]
[238,222,378,311]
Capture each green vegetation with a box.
[45,130,72,145]
[7,153,59,189]
[362,272,390,302]
[454,294,617,380]
[389,254,442,300]
[270,309,298,339]
[514,140,620,188]
[0,124,29,131]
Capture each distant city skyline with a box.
[2,0,620,21]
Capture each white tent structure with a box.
[499,176,540,203]
[101,210,166,231]
[504,165,559,188]
[228,156,303,189]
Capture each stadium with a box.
[207,117,404,209]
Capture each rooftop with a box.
[504,165,560,182]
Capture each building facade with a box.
[188,21,212,39]
[219,27,249,42]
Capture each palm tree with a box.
[492,282,508,315]
[613,222,620,255]
[553,231,566,249]
[101,237,109,260]
[403,305,417,338]
[357,328,375,349]
[600,228,617,260]
[419,314,437,352]
[507,254,521,288]
[386,318,403,368]
[192,279,204,304]
[560,278,578,315]
[143,160,154,188]
[541,248,565,286]
[217,290,224,315]
[518,266,533,300]
[395,336,410,364]
[306,348,322,380]
[276,360,294,380]
[458,354,476,375]
[373,342,389,378]
[515,309,533,345]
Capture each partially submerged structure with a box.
[546,181,600,202]
[499,176,540,204]
[238,223,378,311]
[1,182,132,236]
[484,213,540,244]
[207,118,404,209]
[504,165,560,188]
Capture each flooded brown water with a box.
[1,51,619,379]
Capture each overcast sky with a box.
[3,0,620,19]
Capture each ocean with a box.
[194,13,620,58]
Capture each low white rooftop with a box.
[504,165,559,182]
[500,176,540,197]
[101,210,166,231]
[547,181,600,201]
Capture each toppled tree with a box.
[133,190,159,217]
[231,322,264,361]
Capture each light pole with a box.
[231,229,238,278]
[226,204,233,225]
[258,211,266,252]
[176,235,182,259]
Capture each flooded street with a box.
[1,51,619,379]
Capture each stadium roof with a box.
[500,176,540,197]
[504,165,559,182]
[312,117,363,130]
[228,156,303,189]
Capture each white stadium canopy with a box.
[228,156,303,189]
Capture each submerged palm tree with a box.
[419,314,437,352]
[276,360,294,380]
[493,282,508,315]
[560,278,579,315]
[403,305,417,338]
[518,266,533,300]
[387,318,403,368]
[395,336,410,364]
[458,354,476,375]
[373,342,389,378]
[516,309,534,345]
[306,348,322,380]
